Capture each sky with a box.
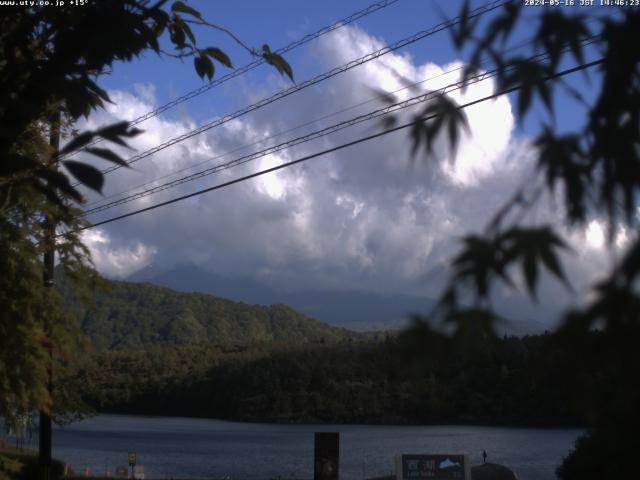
[69,0,625,327]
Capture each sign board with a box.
[134,465,145,479]
[314,432,339,480]
[396,454,470,480]
[128,451,137,466]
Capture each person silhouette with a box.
[482,450,487,464]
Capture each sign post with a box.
[314,432,339,480]
[128,451,136,479]
[396,454,470,480]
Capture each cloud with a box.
[77,26,516,290]
[81,229,157,278]
[75,25,621,325]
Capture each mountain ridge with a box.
[60,275,359,351]
[123,264,552,335]
[124,264,436,331]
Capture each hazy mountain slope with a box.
[128,264,278,305]
[126,264,436,330]
[124,265,554,334]
[61,278,357,351]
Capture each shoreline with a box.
[86,410,586,430]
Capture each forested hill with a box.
[75,334,588,426]
[59,277,358,351]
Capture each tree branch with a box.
[184,19,258,57]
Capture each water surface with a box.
[44,414,582,479]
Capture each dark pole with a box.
[39,109,60,480]
[314,432,339,480]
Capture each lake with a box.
[40,414,581,479]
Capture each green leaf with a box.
[450,0,479,49]
[171,1,202,19]
[535,12,590,68]
[452,234,506,299]
[59,123,140,156]
[535,130,588,222]
[62,161,104,193]
[31,178,69,211]
[36,169,84,203]
[169,24,186,49]
[409,116,424,158]
[522,252,538,299]
[538,240,572,290]
[501,59,553,119]
[194,56,206,79]
[203,47,233,68]
[59,132,95,156]
[194,54,214,80]
[85,147,129,167]
[486,3,520,46]
[96,121,141,148]
[411,93,469,161]
[263,51,294,82]
[500,227,573,299]
[380,115,397,130]
[537,81,553,113]
[518,84,533,120]
[372,88,397,105]
[96,121,131,137]
[151,10,169,38]
[65,92,92,119]
[85,78,112,104]
[179,19,196,46]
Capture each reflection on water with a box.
[13,414,582,480]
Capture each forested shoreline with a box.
[63,332,598,427]
[52,274,600,428]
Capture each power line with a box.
[70,0,509,185]
[83,66,476,214]
[83,31,552,212]
[81,69,502,216]
[83,37,597,215]
[84,36,564,211]
[64,58,603,236]
[58,0,403,160]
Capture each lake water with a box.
[40,414,581,479]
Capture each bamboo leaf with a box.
[62,161,104,193]
[85,147,129,167]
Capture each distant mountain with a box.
[125,264,435,330]
[60,276,357,351]
[284,289,433,330]
[125,263,166,283]
[128,264,278,305]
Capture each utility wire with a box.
[70,0,509,185]
[83,36,597,214]
[81,68,504,216]
[58,0,403,160]
[83,32,567,211]
[82,64,472,211]
[64,58,603,236]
